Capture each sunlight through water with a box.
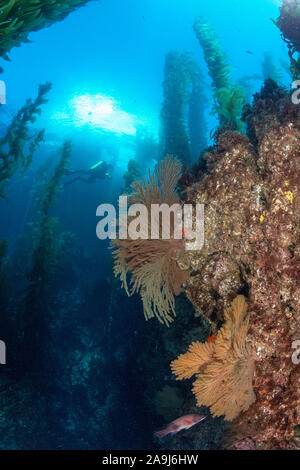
[53,93,137,136]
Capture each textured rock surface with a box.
[181,82,300,449]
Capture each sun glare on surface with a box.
[52,93,137,136]
[71,94,137,135]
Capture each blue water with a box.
[0,0,293,450]
[0,0,290,250]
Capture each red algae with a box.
[182,81,300,449]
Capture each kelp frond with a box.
[273,0,300,79]
[194,17,245,131]
[0,82,51,199]
[0,0,92,64]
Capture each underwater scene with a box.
[0,0,299,452]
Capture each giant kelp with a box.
[193,17,245,131]
[274,0,300,79]
[160,51,192,165]
[262,52,283,84]
[188,65,207,160]
[0,0,92,68]
[0,82,51,199]
[20,141,72,373]
[134,127,158,173]
[193,17,231,91]
[122,158,142,194]
[0,139,114,448]
[0,237,7,265]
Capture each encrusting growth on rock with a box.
[179,80,300,449]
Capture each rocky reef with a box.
[179,80,300,449]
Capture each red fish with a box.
[154,414,206,439]
[207,334,217,343]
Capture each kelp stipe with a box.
[0,83,51,200]
[194,17,245,132]
[19,141,72,376]
[160,51,192,165]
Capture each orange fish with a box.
[207,334,217,343]
[154,414,206,439]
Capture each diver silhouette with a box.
[64,160,112,186]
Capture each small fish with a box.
[246,50,254,55]
[154,414,206,439]
[207,334,217,343]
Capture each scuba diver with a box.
[64,160,113,186]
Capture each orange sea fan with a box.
[112,157,189,326]
[130,156,182,207]
[171,296,255,420]
[171,341,214,380]
[214,294,249,361]
[192,346,255,421]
